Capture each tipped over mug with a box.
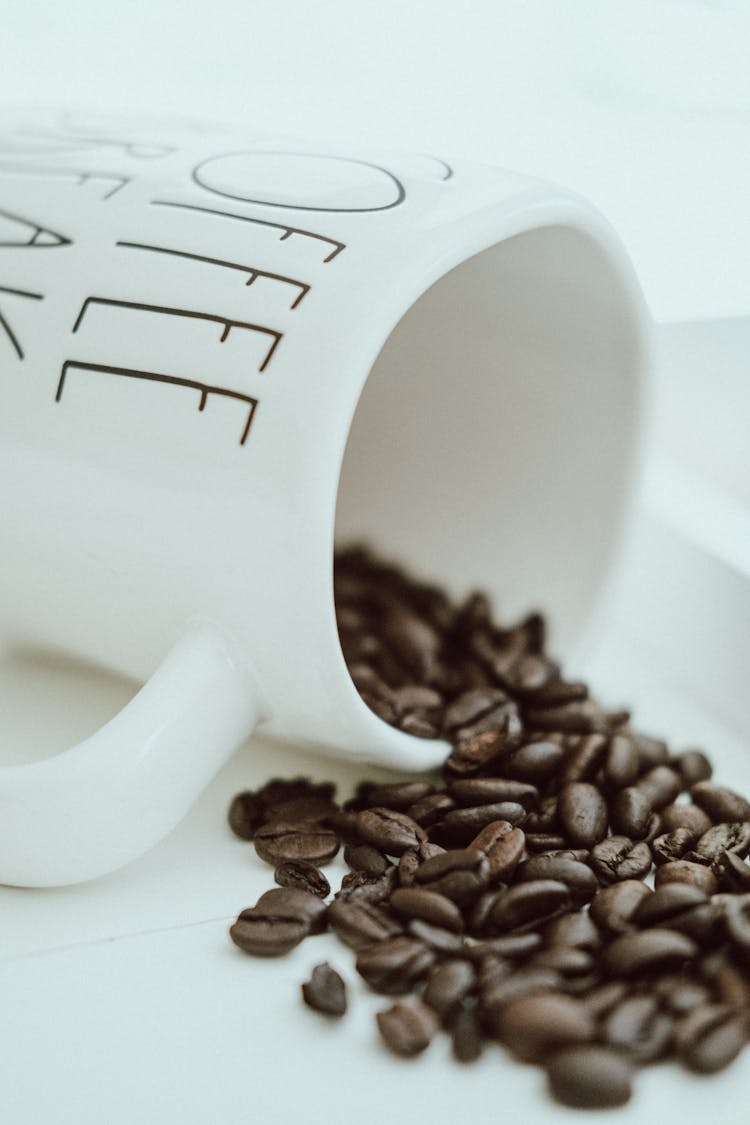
[0,109,649,885]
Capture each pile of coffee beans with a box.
[228,546,750,1109]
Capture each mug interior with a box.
[335,223,645,667]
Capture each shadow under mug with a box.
[0,111,650,885]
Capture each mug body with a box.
[0,110,649,769]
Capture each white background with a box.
[1,4,750,1123]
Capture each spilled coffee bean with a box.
[224,546,750,1110]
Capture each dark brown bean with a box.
[451,1003,484,1062]
[603,995,673,1062]
[301,963,347,1016]
[493,992,595,1061]
[692,782,750,823]
[558,734,608,783]
[227,790,265,840]
[583,980,629,1019]
[603,928,698,976]
[443,730,509,777]
[632,883,708,927]
[652,828,695,865]
[327,899,402,950]
[423,959,476,1022]
[524,700,629,735]
[693,821,750,864]
[654,860,719,896]
[674,1004,746,1073]
[442,687,510,733]
[355,807,424,856]
[671,749,713,787]
[230,887,327,956]
[558,782,608,847]
[656,975,712,1015]
[635,765,682,809]
[433,802,526,847]
[356,937,435,994]
[448,778,538,808]
[629,731,669,770]
[589,835,653,883]
[589,880,652,935]
[390,887,464,933]
[610,786,654,839]
[546,1046,633,1108]
[527,946,595,978]
[603,735,640,790]
[253,821,340,866]
[716,850,750,892]
[362,781,434,810]
[407,919,466,954]
[466,933,543,961]
[481,969,563,1013]
[660,802,712,837]
[274,860,331,898]
[516,854,598,904]
[415,848,490,906]
[343,843,389,876]
[406,793,455,827]
[724,894,750,961]
[397,848,420,887]
[471,823,525,883]
[376,1000,439,1057]
[504,740,564,782]
[489,879,571,933]
[543,912,602,951]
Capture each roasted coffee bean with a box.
[583,980,629,1019]
[652,828,695,865]
[654,860,719,896]
[336,868,397,905]
[557,782,608,848]
[524,833,567,852]
[343,843,389,876]
[516,854,598,905]
[275,860,330,898]
[382,608,440,681]
[433,802,526,846]
[231,888,327,956]
[227,791,265,840]
[390,686,443,722]
[610,786,654,839]
[450,1003,484,1062]
[504,740,564,782]
[603,735,640,790]
[603,994,673,1062]
[692,782,750,824]
[471,822,525,882]
[590,835,653,883]
[254,821,340,866]
[660,802,712,837]
[543,912,602,951]
[398,848,420,887]
[376,1000,439,1057]
[327,899,402,950]
[391,887,464,933]
[466,932,543,961]
[671,749,712,787]
[628,731,669,771]
[712,963,750,1012]
[633,883,708,927]
[481,969,564,1013]
[493,992,595,1061]
[693,822,750,864]
[655,975,712,1015]
[415,848,490,906]
[406,793,455,827]
[356,807,425,856]
[407,919,465,954]
[716,850,750,892]
[528,946,595,978]
[448,777,538,808]
[356,937,435,994]
[635,765,682,809]
[589,880,652,935]
[524,700,629,736]
[443,730,508,777]
[724,895,750,961]
[423,959,476,1022]
[362,781,434,810]
[489,879,571,933]
[546,1046,633,1108]
[559,734,608,784]
[301,963,347,1016]
[265,794,338,825]
[253,888,328,931]
[259,776,336,808]
[674,1004,746,1073]
[603,928,699,976]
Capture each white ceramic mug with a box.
[0,109,649,886]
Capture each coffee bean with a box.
[406,793,455,827]
[336,868,397,905]
[524,833,567,852]
[504,740,564,782]
[259,776,336,808]
[603,735,640,790]
[603,928,698,976]
[275,861,331,898]
[628,731,669,771]
[398,848,420,887]
[543,912,602,951]
[546,1046,633,1108]
[693,822,750,864]
[610,786,654,839]
[443,687,511,734]
[301,963,347,1016]
[489,879,571,933]
[415,848,490,906]
[362,781,434,810]
[603,995,673,1062]
[589,880,652,935]
[671,749,712,787]
[528,946,596,978]
[656,975,712,1015]
[516,854,598,905]
[390,887,464,933]
[724,895,750,961]
[266,794,338,825]
[716,850,750,892]
[448,777,538,808]
[327,899,402,950]
[654,860,719,896]
[433,801,526,846]
[583,980,629,1018]
[590,835,652,883]
[559,734,608,784]
[713,962,750,1012]
[376,1000,439,1057]
[481,969,564,1013]
[692,782,750,823]
[356,807,425,856]
[466,933,543,961]
[343,843,389,876]
[660,802,712,837]
[443,730,508,777]
[652,828,695,865]
[253,888,328,930]
[254,821,340,866]
[524,700,629,735]
[493,992,595,1061]
[451,1003,484,1062]
[471,822,525,882]
[356,937,435,994]
[423,959,476,1022]
[227,791,265,840]
[558,782,608,847]
[230,888,327,956]
[407,919,466,955]
[632,883,708,927]
[674,1004,746,1073]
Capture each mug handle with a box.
[0,622,263,887]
